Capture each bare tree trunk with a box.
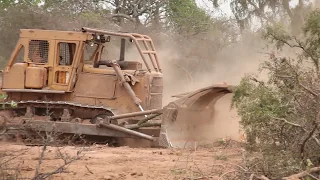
[152,5,160,32]
[113,0,126,27]
[290,0,305,35]
[119,0,126,27]
[113,0,121,24]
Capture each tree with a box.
[232,9,320,178]
[0,1,115,68]
[165,0,212,36]
[0,0,41,9]
[98,0,166,31]
[213,0,314,34]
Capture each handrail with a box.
[81,27,161,73]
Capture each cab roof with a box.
[19,29,92,41]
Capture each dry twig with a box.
[85,165,93,174]
[282,167,320,180]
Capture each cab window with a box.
[57,42,76,66]
[28,40,49,63]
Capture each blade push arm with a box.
[110,60,146,113]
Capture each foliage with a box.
[0,0,41,9]
[0,2,117,67]
[232,10,320,178]
[0,0,240,87]
[213,0,314,34]
[166,0,212,35]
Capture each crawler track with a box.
[0,100,115,115]
[0,100,160,147]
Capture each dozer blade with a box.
[158,84,243,148]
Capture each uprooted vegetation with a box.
[232,10,320,179]
[0,145,84,180]
[0,130,85,180]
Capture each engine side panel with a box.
[2,63,28,89]
[71,67,163,115]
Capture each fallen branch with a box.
[271,116,320,146]
[226,162,248,172]
[85,165,93,174]
[33,148,83,179]
[282,167,320,180]
[218,170,239,180]
[256,175,270,180]
[249,174,270,180]
[194,175,214,179]
[271,117,301,127]
[250,174,255,180]
[33,140,48,178]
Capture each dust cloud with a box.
[157,34,269,106]
[103,15,304,147]
[313,0,320,9]
[119,30,270,106]
[163,92,244,148]
[151,31,271,147]
[147,28,299,147]
[153,10,315,147]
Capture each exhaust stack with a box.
[119,38,125,61]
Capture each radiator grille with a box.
[150,76,163,109]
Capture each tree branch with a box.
[33,139,48,178]
[300,122,318,160]
[103,0,117,7]
[33,147,84,179]
[271,116,320,147]
[247,0,275,25]
[272,56,319,98]
[106,13,135,22]
[85,165,93,174]
[297,81,319,98]
[282,167,320,180]
[293,37,319,72]
[252,174,270,180]
[267,31,319,72]
[282,0,293,19]
[271,117,302,127]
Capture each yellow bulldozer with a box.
[0,27,243,148]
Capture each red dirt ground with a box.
[0,142,244,180]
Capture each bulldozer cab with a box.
[2,30,90,92]
[1,28,161,93]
